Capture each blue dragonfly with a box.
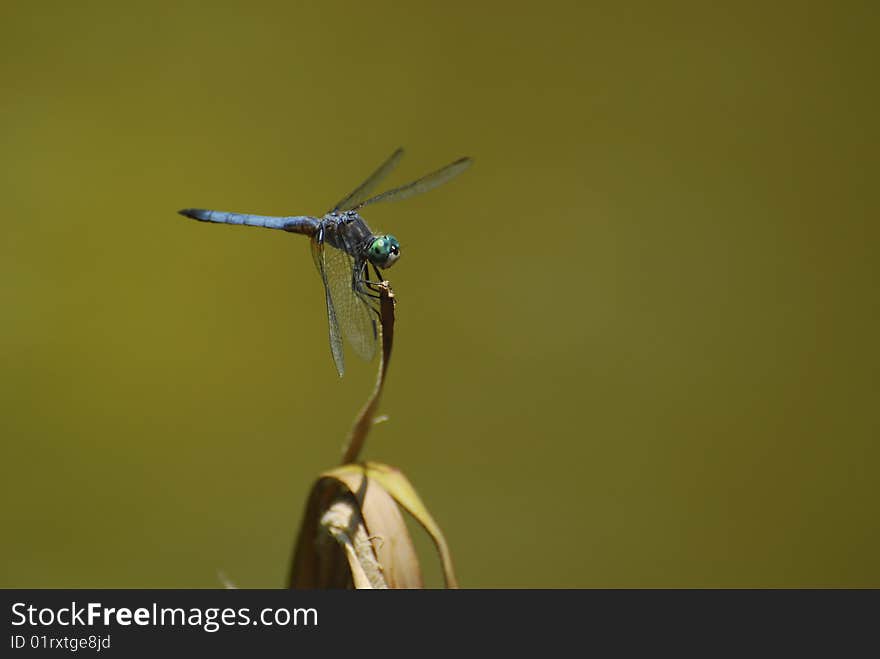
[180,149,472,376]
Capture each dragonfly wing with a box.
[312,236,378,375]
[332,148,405,212]
[325,244,378,363]
[358,157,472,208]
[311,237,346,376]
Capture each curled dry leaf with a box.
[289,465,422,589]
[364,462,458,589]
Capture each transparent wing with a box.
[332,148,405,212]
[358,157,472,208]
[311,237,345,376]
[311,237,379,376]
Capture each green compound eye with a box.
[367,234,401,269]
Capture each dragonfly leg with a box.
[357,263,386,299]
[355,285,382,319]
[349,262,382,320]
[360,263,386,292]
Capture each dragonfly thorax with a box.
[320,211,373,253]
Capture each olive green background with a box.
[1,1,877,588]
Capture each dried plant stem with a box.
[341,283,395,464]
[320,497,388,589]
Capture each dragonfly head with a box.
[367,234,401,269]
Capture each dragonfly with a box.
[180,148,472,376]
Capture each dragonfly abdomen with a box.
[179,209,319,234]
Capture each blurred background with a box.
[1,1,877,588]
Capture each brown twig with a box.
[340,283,396,464]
